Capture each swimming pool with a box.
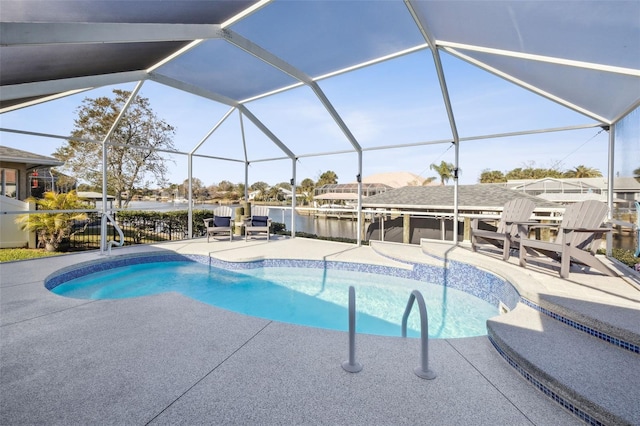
[46,253,520,339]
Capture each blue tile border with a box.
[207,255,520,311]
[44,252,205,290]
[520,298,640,355]
[488,335,605,426]
[45,251,520,312]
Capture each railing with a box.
[636,201,640,257]
[103,213,124,255]
[342,286,362,373]
[402,290,436,380]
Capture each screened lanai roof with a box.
[2,0,639,165]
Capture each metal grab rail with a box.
[102,213,124,255]
[402,290,436,380]
[635,201,640,257]
[342,286,362,373]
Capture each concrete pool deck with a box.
[1,237,638,425]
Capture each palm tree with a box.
[15,191,89,251]
[267,186,281,202]
[633,166,640,183]
[564,165,602,178]
[297,178,315,205]
[429,161,455,185]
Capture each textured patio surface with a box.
[2,236,637,425]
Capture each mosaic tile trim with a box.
[45,253,201,290]
[45,251,519,312]
[488,335,605,426]
[208,255,520,310]
[521,298,640,355]
[370,247,521,309]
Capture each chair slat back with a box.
[251,205,270,218]
[496,198,536,235]
[214,206,233,217]
[555,200,608,248]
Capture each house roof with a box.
[613,177,640,191]
[77,191,115,201]
[0,145,63,169]
[362,184,560,210]
[505,177,640,192]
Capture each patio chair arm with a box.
[514,221,556,231]
[561,227,611,234]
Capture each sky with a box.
[1,47,638,190]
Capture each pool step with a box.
[487,303,640,425]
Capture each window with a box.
[0,168,18,198]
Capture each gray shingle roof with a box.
[362,184,560,210]
[0,145,63,167]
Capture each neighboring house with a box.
[501,177,639,208]
[247,190,261,201]
[314,183,393,205]
[362,184,559,244]
[0,146,65,248]
[0,145,64,201]
[313,172,433,206]
[279,187,293,200]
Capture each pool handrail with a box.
[341,286,362,373]
[102,212,124,255]
[402,290,436,380]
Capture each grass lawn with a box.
[0,248,64,263]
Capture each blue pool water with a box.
[51,260,499,338]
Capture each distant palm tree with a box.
[563,165,602,178]
[267,186,281,202]
[634,167,640,183]
[298,178,316,205]
[429,161,455,185]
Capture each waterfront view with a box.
[125,201,359,240]
[120,201,636,250]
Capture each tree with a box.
[479,169,507,183]
[250,181,269,201]
[15,191,88,252]
[54,89,176,208]
[563,165,602,178]
[234,182,246,200]
[182,178,207,200]
[316,170,338,187]
[634,167,640,183]
[267,186,282,202]
[298,178,316,205]
[275,181,292,190]
[218,180,235,192]
[429,161,455,185]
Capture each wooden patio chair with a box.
[470,198,536,261]
[203,206,234,242]
[518,200,616,279]
[244,205,272,242]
